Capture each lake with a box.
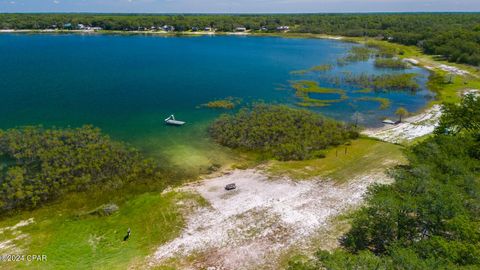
[0,34,433,173]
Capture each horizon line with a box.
[2,11,480,15]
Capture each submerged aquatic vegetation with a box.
[337,46,375,65]
[291,80,348,107]
[374,58,409,69]
[290,69,310,75]
[343,73,420,92]
[352,88,373,93]
[355,96,391,109]
[290,64,333,75]
[200,97,242,109]
[366,41,405,58]
[310,64,333,72]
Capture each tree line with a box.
[1,13,479,65]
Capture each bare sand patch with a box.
[362,105,442,144]
[148,169,391,269]
[0,218,34,254]
[438,64,470,76]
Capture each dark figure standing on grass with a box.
[123,228,131,241]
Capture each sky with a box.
[1,0,480,13]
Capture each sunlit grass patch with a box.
[267,138,405,181]
[0,187,205,270]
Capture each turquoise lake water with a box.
[0,34,433,171]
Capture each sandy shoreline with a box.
[362,105,442,144]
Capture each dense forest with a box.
[1,13,480,65]
[288,94,480,269]
[209,104,358,160]
[0,126,163,212]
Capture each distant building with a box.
[151,26,157,30]
[204,27,213,32]
[235,27,247,32]
[78,24,86,30]
[162,25,175,32]
[260,26,268,31]
[191,26,199,32]
[63,23,72,29]
[276,26,290,31]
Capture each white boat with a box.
[382,119,399,125]
[165,115,186,126]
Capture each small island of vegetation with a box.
[291,80,348,107]
[374,58,410,69]
[290,64,333,76]
[209,104,358,161]
[199,97,242,109]
[344,73,420,92]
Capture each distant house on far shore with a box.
[63,23,72,29]
[162,25,175,32]
[276,26,290,31]
[204,27,213,32]
[260,26,268,31]
[235,27,247,32]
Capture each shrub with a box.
[209,104,358,161]
[0,125,162,212]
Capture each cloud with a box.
[9,1,15,4]
[53,0,60,3]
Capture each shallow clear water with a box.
[0,34,432,170]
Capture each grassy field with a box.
[0,182,207,269]
[267,137,406,181]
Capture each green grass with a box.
[427,69,480,104]
[267,137,405,181]
[0,184,205,269]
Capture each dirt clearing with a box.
[148,169,392,269]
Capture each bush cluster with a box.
[209,104,358,161]
[0,126,161,212]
